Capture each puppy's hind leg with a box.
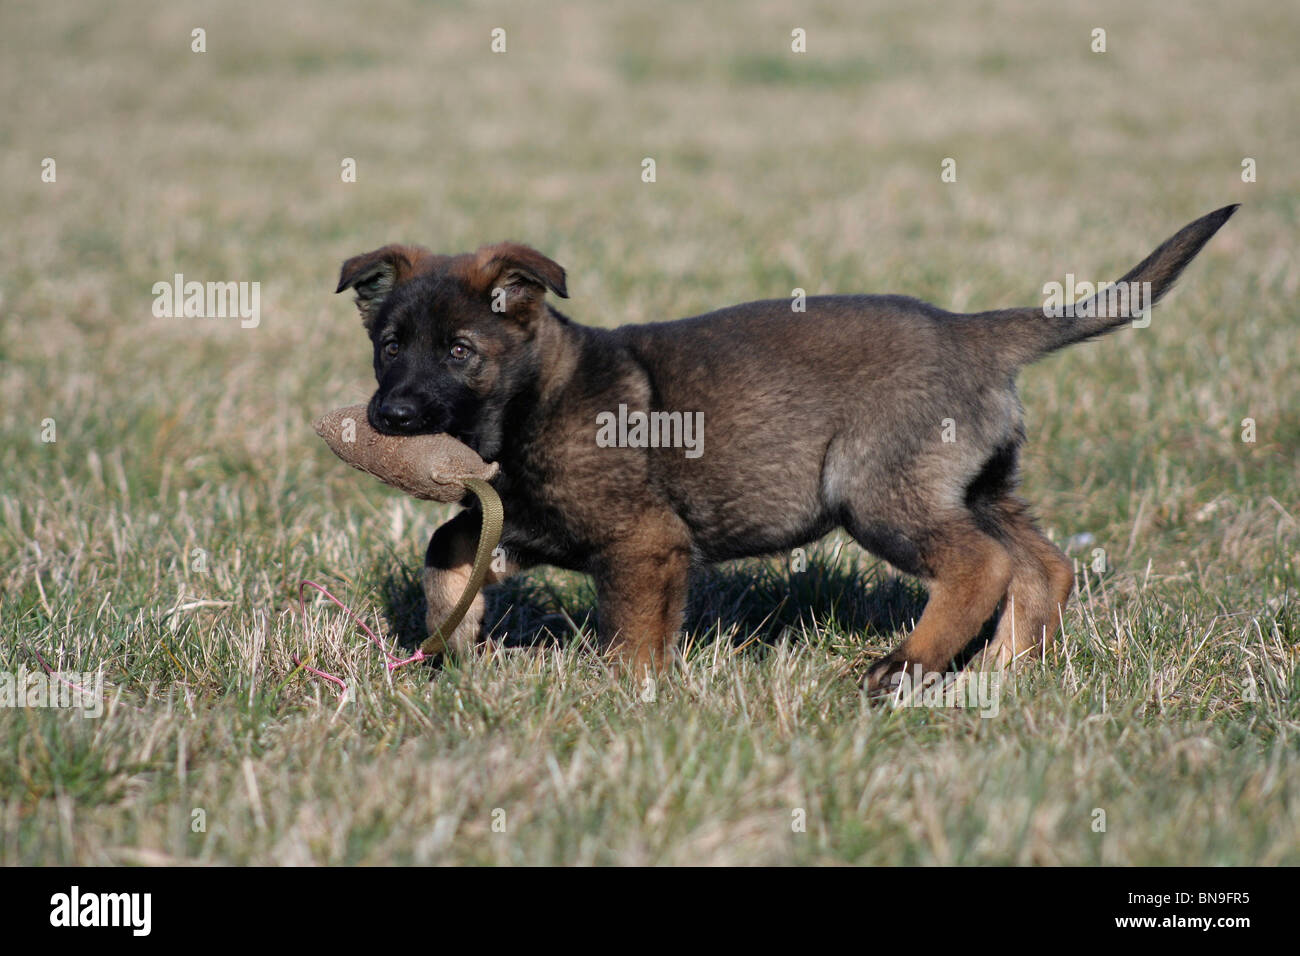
[976,497,1074,668]
[861,515,1013,696]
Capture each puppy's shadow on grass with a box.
[375,546,928,657]
[688,555,925,650]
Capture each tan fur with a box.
[979,498,1076,668]
[422,508,517,655]
[864,519,1014,693]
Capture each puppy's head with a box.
[336,241,568,460]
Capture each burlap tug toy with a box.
[314,404,503,657]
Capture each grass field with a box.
[1,0,1297,865]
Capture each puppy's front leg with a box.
[593,517,693,679]
[423,506,519,656]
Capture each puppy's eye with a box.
[449,342,472,362]
[384,342,399,358]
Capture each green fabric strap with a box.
[420,477,504,657]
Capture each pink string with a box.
[293,579,427,700]
[27,646,142,713]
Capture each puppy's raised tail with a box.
[965,204,1238,368]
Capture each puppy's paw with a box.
[864,654,944,703]
[864,654,911,701]
[422,610,484,657]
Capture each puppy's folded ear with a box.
[336,244,434,327]
[469,242,568,320]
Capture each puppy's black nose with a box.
[378,399,420,432]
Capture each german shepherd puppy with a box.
[336,205,1236,692]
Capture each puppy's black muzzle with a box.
[367,391,444,436]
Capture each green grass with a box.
[1,0,1297,865]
